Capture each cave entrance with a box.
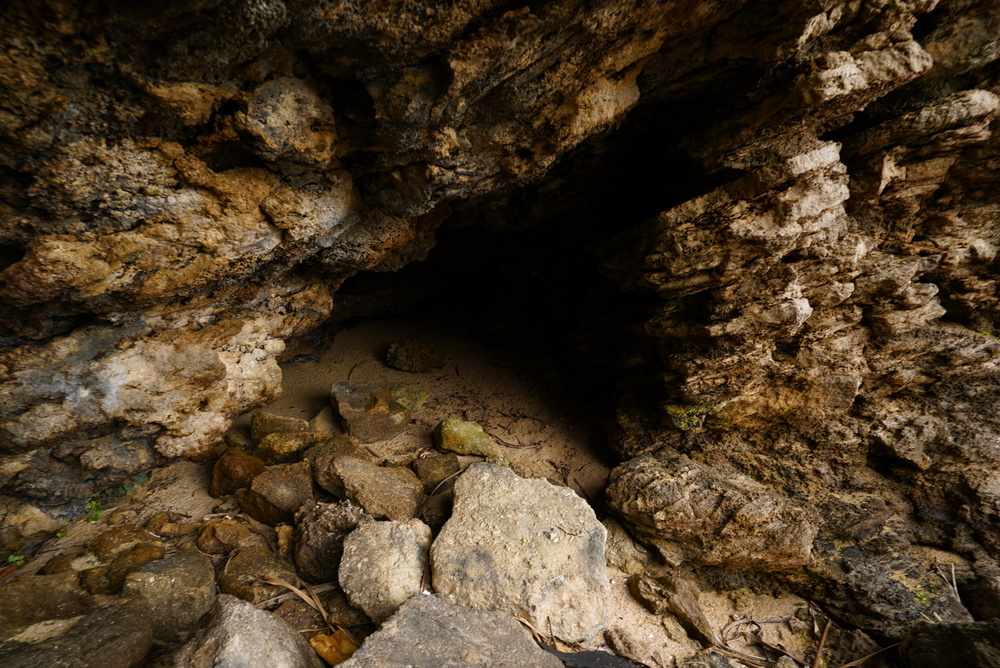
[247,219,633,502]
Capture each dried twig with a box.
[832,641,903,668]
[813,619,831,668]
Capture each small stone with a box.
[210,449,266,497]
[431,463,610,644]
[250,411,311,447]
[433,418,498,457]
[310,629,360,665]
[255,430,335,465]
[385,337,446,373]
[329,456,425,520]
[308,406,339,435]
[294,500,369,583]
[418,493,454,532]
[0,596,153,668]
[197,519,268,555]
[0,571,94,626]
[413,453,461,494]
[603,517,658,576]
[331,382,410,443]
[238,461,314,526]
[276,523,294,561]
[89,525,160,561]
[389,383,430,412]
[308,437,371,494]
[223,430,252,450]
[337,595,563,668]
[216,546,298,605]
[145,511,201,536]
[122,550,218,641]
[173,594,323,668]
[339,519,432,624]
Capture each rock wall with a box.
[2,0,1000,638]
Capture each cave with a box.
[2,1,1000,666]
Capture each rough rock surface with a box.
[2,0,1000,644]
[0,596,154,668]
[339,518,432,624]
[294,499,369,583]
[331,382,411,443]
[431,463,609,643]
[121,550,218,642]
[607,449,819,570]
[173,594,323,668]
[237,461,314,526]
[327,456,425,520]
[338,594,563,668]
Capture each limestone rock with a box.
[250,411,311,446]
[294,499,370,583]
[413,452,461,494]
[331,382,411,443]
[431,463,609,643]
[255,430,335,465]
[216,546,298,605]
[433,418,498,457]
[238,461,314,526]
[628,572,717,645]
[308,406,339,435]
[339,519,432,624]
[326,456,425,521]
[209,448,266,497]
[338,594,563,668]
[122,550,218,642]
[197,518,269,556]
[0,597,153,668]
[607,449,819,571]
[385,337,445,373]
[173,594,323,668]
[308,437,372,494]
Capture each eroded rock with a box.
[294,499,370,583]
[607,449,819,571]
[331,382,411,443]
[431,463,609,643]
[339,519,432,624]
[338,594,563,668]
[122,550,218,642]
[173,594,323,668]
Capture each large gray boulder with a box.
[339,518,432,624]
[173,594,323,668]
[338,594,562,668]
[430,463,609,643]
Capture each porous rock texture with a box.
[1,0,1000,644]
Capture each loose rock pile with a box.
[0,378,618,667]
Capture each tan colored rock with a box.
[210,449,266,497]
[238,461,314,526]
[326,457,425,521]
[607,449,819,571]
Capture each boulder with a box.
[607,449,820,571]
[339,519,432,623]
[173,594,323,668]
[431,463,609,643]
[122,550,218,641]
[338,594,562,668]
[0,596,153,668]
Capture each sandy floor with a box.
[242,311,615,500]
